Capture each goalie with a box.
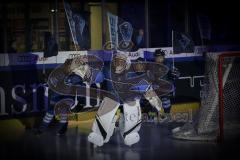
[88,53,164,147]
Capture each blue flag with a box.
[63,1,90,50]
[172,31,194,54]
[107,12,134,51]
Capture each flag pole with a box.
[172,30,175,69]
[171,30,176,97]
[63,0,78,52]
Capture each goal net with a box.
[172,52,240,141]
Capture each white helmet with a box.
[112,53,131,74]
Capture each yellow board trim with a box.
[0,102,200,141]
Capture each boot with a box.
[57,122,68,136]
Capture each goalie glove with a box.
[148,96,163,112]
[144,87,163,112]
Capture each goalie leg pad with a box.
[88,97,120,146]
[88,132,104,147]
[119,99,142,146]
[124,132,140,146]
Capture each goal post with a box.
[172,52,240,142]
[218,52,240,141]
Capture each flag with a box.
[172,31,194,54]
[107,12,134,51]
[63,1,90,50]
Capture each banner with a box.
[63,1,90,50]
[172,31,194,54]
[107,12,134,51]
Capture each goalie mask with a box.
[70,57,91,81]
[112,53,131,74]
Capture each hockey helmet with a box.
[112,53,131,74]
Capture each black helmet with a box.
[154,49,165,57]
